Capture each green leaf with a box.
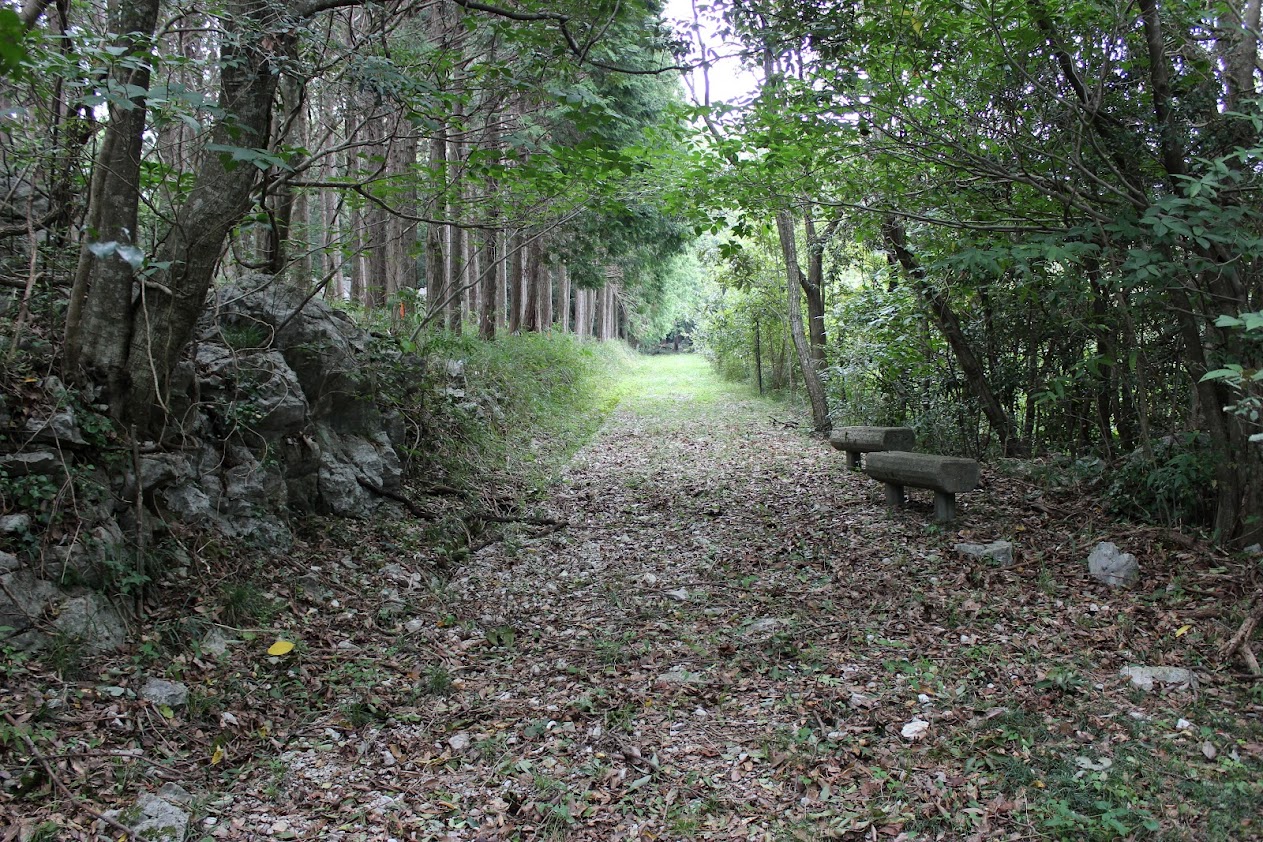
[0,9,27,82]
[1199,366,1243,382]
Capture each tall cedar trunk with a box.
[558,264,570,333]
[64,0,161,389]
[477,228,496,339]
[386,124,418,303]
[523,239,541,331]
[344,96,364,302]
[122,1,288,431]
[540,264,552,330]
[575,288,588,338]
[593,286,604,340]
[445,79,464,333]
[424,96,446,318]
[321,154,341,298]
[466,222,479,324]
[363,110,388,308]
[882,218,1024,455]
[424,0,448,321]
[477,108,500,339]
[497,229,508,329]
[508,231,522,332]
[264,74,306,277]
[775,209,831,433]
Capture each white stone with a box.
[954,541,1015,567]
[1087,542,1140,587]
[1120,665,1197,692]
[901,719,930,740]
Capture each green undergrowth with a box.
[395,331,636,496]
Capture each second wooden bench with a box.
[829,426,915,469]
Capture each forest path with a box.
[259,354,1258,841]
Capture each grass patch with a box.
[388,331,634,495]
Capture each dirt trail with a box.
[65,354,1258,841]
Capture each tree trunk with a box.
[121,0,289,431]
[775,209,831,433]
[558,264,570,333]
[802,207,832,365]
[386,125,418,303]
[575,287,588,338]
[508,231,523,333]
[540,263,553,330]
[523,239,541,332]
[64,0,161,393]
[478,228,496,339]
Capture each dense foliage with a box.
[687,0,1263,543]
[0,0,697,432]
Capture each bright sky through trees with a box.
[664,0,760,105]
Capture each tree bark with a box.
[540,263,553,330]
[523,239,541,331]
[477,228,496,339]
[508,230,522,332]
[802,207,832,365]
[64,0,161,392]
[775,209,831,433]
[558,264,570,333]
[122,0,289,431]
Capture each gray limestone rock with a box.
[1087,541,1140,587]
[1120,665,1198,692]
[200,627,232,658]
[52,594,128,654]
[110,792,190,842]
[0,450,60,477]
[954,540,1015,567]
[0,513,31,534]
[157,782,193,806]
[141,677,189,707]
[24,408,85,445]
[238,349,310,433]
[0,570,59,633]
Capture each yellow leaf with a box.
[1175,624,1192,637]
[267,640,295,656]
[211,745,224,765]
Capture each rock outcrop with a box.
[0,278,444,653]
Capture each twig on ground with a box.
[4,713,141,840]
[1219,591,1263,677]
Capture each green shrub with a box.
[1105,432,1216,529]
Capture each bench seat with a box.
[829,426,915,469]
[863,450,980,522]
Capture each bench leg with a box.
[934,491,956,522]
[846,450,861,470]
[883,482,905,508]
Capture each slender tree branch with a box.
[450,0,692,75]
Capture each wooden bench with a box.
[829,426,915,469]
[864,450,979,522]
